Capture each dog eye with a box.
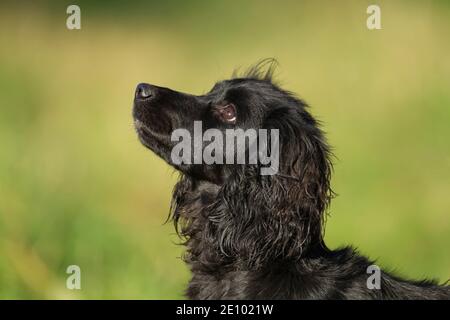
[217,104,237,124]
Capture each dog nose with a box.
[135,83,153,100]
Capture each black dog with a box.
[133,61,449,299]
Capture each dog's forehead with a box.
[209,79,242,92]
[207,78,276,99]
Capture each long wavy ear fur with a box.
[209,102,334,268]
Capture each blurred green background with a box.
[0,0,449,299]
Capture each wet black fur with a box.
[133,59,449,299]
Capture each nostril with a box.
[135,83,153,100]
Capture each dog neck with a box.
[170,175,328,272]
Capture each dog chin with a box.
[134,119,177,164]
[134,119,151,144]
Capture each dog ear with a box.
[265,106,333,221]
[211,105,333,268]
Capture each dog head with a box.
[133,60,333,266]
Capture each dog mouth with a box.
[134,119,154,149]
[134,118,172,149]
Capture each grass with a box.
[0,0,449,298]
